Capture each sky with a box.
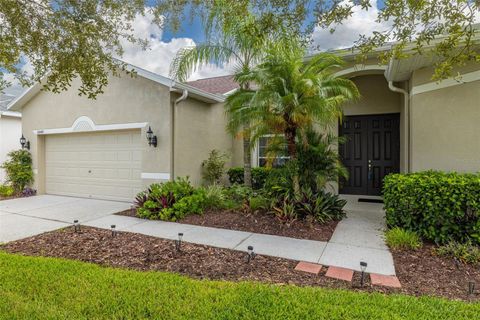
[2,0,390,103]
[111,0,390,80]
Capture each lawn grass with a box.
[0,252,478,319]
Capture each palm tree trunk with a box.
[243,133,252,188]
[285,125,300,196]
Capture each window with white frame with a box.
[257,135,290,167]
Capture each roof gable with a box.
[8,61,225,111]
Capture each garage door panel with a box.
[45,130,142,202]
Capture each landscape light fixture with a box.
[73,220,80,233]
[111,225,117,237]
[360,261,368,287]
[19,134,30,150]
[175,233,183,252]
[469,281,476,295]
[146,126,157,147]
[247,245,256,263]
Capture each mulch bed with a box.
[117,208,338,242]
[1,226,479,301]
[392,244,480,301]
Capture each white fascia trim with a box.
[411,70,480,96]
[34,116,148,135]
[0,110,22,118]
[172,81,226,103]
[334,64,387,78]
[223,88,238,96]
[141,172,170,180]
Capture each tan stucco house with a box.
[7,50,480,201]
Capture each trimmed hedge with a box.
[383,171,480,244]
[227,167,272,189]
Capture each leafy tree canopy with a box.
[1,0,479,99]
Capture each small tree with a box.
[1,149,34,193]
[201,150,229,185]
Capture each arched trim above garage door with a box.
[33,116,148,135]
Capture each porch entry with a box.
[339,113,400,196]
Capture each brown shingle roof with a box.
[187,75,239,95]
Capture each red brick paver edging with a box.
[294,262,323,275]
[325,266,354,282]
[370,273,402,288]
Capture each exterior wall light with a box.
[20,134,30,150]
[146,126,157,147]
[73,220,80,233]
[360,261,368,287]
[247,245,256,263]
[111,224,117,237]
[175,232,183,251]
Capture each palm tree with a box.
[169,16,267,188]
[232,39,360,194]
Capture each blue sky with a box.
[160,0,387,43]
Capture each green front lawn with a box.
[0,252,478,319]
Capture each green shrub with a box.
[435,241,480,265]
[227,167,271,189]
[383,171,480,245]
[201,149,228,185]
[249,195,270,211]
[297,129,348,192]
[385,228,422,250]
[135,177,207,221]
[1,149,34,192]
[0,184,15,197]
[224,184,253,204]
[201,185,239,210]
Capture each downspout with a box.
[170,88,188,180]
[388,81,411,173]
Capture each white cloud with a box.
[311,0,391,51]
[119,11,232,81]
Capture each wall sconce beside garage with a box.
[20,134,30,150]
[146,126,157,147]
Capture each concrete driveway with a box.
[0,195,131,243]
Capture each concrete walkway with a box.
[1,194,395,276]
[85,214,328,263]
[319,195,395,275]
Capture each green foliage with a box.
[0,184,15,197]
[248,195,270,211]
[135,177,207,221]
[384,171,480,245]
[201,150,228,185]
[229,38,359,196]
[224,184,253,204]
[227,167,271,189]
[385,228,422,251]
[0,0,155,98]
[1,253,479,320]
[267,171,346,223]
[1,149,34,192]
[201,185,240,210]
[297,129,348,192]
[230,40,360,156]
[435,241,480,265]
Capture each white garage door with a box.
[45,130,142,202]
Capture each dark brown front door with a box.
[339,114,400,196]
